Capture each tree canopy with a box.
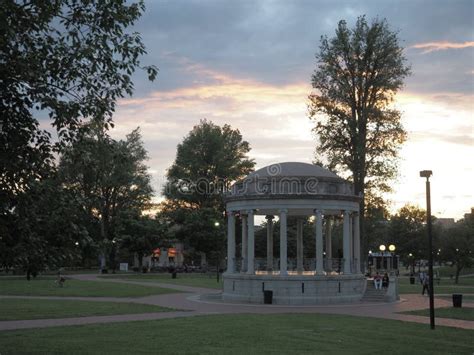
[164,119,255,210]
[387,205,428,265]
[59,127,154,268]
[309,16,410,203]
[1,0,157,218]
[1,1,157,274]
[160,120,255,262]
[439,216,473,283]
[309,16,411,254]
[0,175,88,278]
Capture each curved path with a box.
[0,274,472,331]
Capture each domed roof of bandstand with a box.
[246,162,342,180]
[226,162,358,203]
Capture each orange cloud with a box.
[115,60,314,149]
[411,41,474,53]
[121,53,311,110]
[118,64,311,121]
[113,59,474,219]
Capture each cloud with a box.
[113,60,315,196]
[118,0,474,219]
[410,132,473,146]
[410,41,474,53]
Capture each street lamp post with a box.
[388,244,396,271]
[420,169,435,330]
[379,244,386,271]
[408,253,415,275]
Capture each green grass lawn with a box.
[455,277,474,286]
[101,272,224,289]
[401,306,474,321]
[436,266,474,278]
[0,277,180,297]
[0,314,472,354]
[398,276,474,295]
[0,298,176,321]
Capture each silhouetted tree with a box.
[59,127,153,269]
[160,120,254,264]
[439,217,474,283]
[1,1,156,273]
[309,16,411,258]
[164,119,255,210]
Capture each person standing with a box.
[419,271,426,284]
[422,274,430,295]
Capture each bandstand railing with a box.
[230,257,359,275]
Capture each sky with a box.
[109,0,473,219]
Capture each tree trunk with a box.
[455,264,462,284]
[359,198,367,272]
[353,170,366,273]
[138,252,143,268]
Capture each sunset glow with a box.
[111,1,472,220]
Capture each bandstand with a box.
[222,162,366,305]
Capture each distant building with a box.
[135,242,185,270]
[463,207,474,221]
[434,218,456,229]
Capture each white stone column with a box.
[325,217,333,271]
[241,213,248,273]
[343,210,351,274]
[266,215,274,272]
[296,219,304,274]
[353,213,361,274]
[226,211,236,273]
[246,210,255,275]
[315,210,324,274]
[279,209,288,276]
[349,214,353,272]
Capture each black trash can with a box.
[452,294,462,308]
[409,276,415,284]
[172,271,177,279]
[263,290,273,304]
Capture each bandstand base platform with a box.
[222,272,366,305]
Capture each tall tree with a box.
[119,213,164,269]
[1,0,157,228]
[388,205,427,268]
[164,119,255,210]
[440,217,473,284]
[160,120,255,262]
[59,127,153,268]
[1,176,89,279]
[308,16,411,256]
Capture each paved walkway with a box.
[0,274,472,331]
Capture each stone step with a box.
[362,293,386,298]
[361,298,386,302]
[362,294,386,298]
[362,279,388,302]
[364,290,386,294]
[365,290,386,294]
